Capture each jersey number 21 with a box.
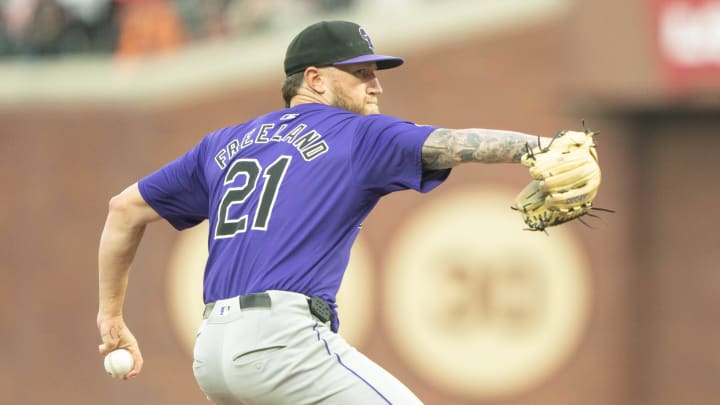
[215,155,292,238]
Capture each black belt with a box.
[203,293,271,319]
[203,292,334,324]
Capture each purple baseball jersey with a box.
[138,103,450,329]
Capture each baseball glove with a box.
[512,124,610,232]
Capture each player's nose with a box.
[367,78,383,95]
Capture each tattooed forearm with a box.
[421,128,550,170]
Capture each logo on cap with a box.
[358,27,374,50]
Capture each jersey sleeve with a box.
[137,139,210,230]
[352,114,451,195]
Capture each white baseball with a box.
[104,349,134,379]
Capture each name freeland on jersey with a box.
[213,113,329,170]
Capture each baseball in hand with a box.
[104,349,134,378]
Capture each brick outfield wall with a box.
[2,15,719,405]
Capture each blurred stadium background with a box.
[2,0,720,404]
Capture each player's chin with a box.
[364,104,380,115]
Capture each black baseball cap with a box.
[283,21,404,76]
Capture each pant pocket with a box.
[232,345,286,367]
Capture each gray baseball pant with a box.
[192,290,423,405]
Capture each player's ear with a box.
[304,67,327,95]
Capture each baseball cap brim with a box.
[332,54,404,70]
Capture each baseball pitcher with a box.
[97,20,604,404]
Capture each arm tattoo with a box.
[421,128,545,170]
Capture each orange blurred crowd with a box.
[0,0,357,60]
